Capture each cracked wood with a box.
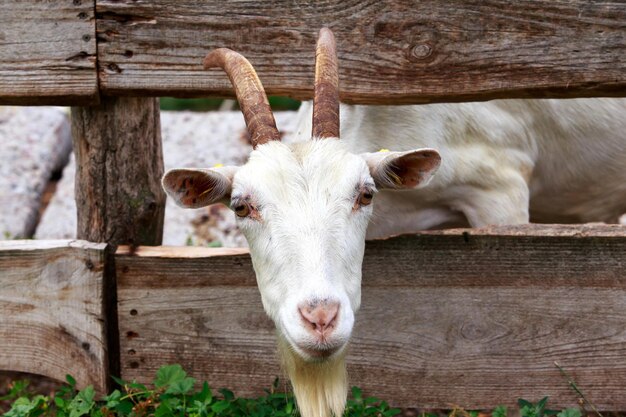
[0,0,99,105]
[72,97,166,246]
[97,0,626,103]
[116,224,626,409]
[0,240,109,393]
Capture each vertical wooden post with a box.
[71,96,165,390]
[71,97,165,246]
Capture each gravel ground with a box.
[35,110,299,246]
[0,107,71,239]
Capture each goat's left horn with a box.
[312,27,340,139]
[204,48,281,149]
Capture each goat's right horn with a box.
[204,48,281,149]
[312,27,340,139]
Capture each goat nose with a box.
[298,301,340,335]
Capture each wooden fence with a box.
[1,0,626,410]
[2,0,626,105]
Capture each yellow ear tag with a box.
[378,148,390,153]
[213,163,224,168]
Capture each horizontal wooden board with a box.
[116,224,626,409]
[96,0,626,103]
[0,240,109,393]
[0,0,98,105]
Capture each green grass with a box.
[0,364,590,417]
[0,365,398,417]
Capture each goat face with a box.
[162,139,440,360]
[233,140,371,361]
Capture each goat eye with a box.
[359,191,373,206]
[234,203,251,217]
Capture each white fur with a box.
[294,98,626,238]
[235,140,378,417]
[278,336,348,417]
[164,140,378,417]
[234,140,369,359]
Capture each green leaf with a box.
[102,390,121,409]
[155,402,175,417]
[191,382,213,404]
[219,388,235,402]
[55,397,67,408]
[272,377,280,391]
[537,397,549,412]
[154,364,188,388]
[211,400,231,413]
[3,396,48,417]
[68,386,95,417]
[557,409,582,417]
[0,380,30,401]
[520,405,537,417]
[127,381,148,391]
[110,376,127,387]
[159,396,181,411]
[384,408,402,417]
[166,377,196,395]
[493,405,508,417]
[65,375,77,388]
[364,396,380,405]
[115,400,134,416]
[56,385,74,401]
[518,399,534,408]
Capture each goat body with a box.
[295,98,626,238]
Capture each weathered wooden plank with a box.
[96,0,626,103]
[72,97,166,246]
[116,224,626,409]
[0,0,99,106]
[0,240,109,393]
[72,97,165,381]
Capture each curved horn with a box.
[204,48,281,148]
[312,28,340,139]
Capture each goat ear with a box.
[161,166,237,208]
[362,148,441,190]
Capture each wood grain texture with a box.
[72,97,166,246]
[116,224,626,409]
[96,0,626,103]
[0,0,99,105]
[0,240,109,393]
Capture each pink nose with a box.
[298,300,340,336]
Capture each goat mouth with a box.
[296,343,342,361]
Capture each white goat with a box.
[162,29,440,417]
[295,98,626,238]
[163,26,626,417]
